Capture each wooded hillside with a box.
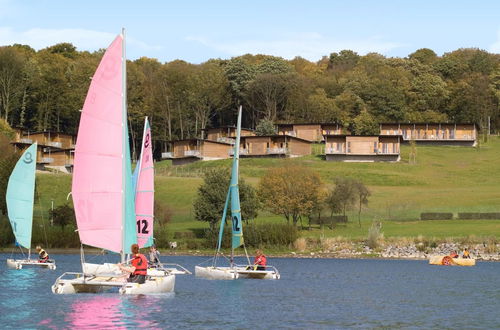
[0,43,499,157]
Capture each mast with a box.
[121,27,127,263]
[230,105,243,266]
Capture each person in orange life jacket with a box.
[36,245,49,263]
[450,250,459,258]
[253,249,267,271]
[118,244,148,284]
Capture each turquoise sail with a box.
[6,143,37,249]
[123,110,137,255]
[121,31,137,256]
[230,106,243,249]
[216,189,231,252]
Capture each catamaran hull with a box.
[235,267,280,279]
[429,255,476,266]
[6,258,56,270]
[51,273,175,294]
[195,266,239,280]
[83,262,191,276]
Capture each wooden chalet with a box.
[276,123,349,142]
[11,130,75,172]
[202,126,255,144]
[325,135,401,162]
[379,123,478,146]
[162,139,232,165]
[231,135,312,158]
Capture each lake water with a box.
[0,253,499,329]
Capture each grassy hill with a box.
[30,136,500,246]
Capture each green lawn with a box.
[29,136,500,244]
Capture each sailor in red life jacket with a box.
[253,249,267,271]
[118,244,148,284]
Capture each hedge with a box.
[458,213,500,220]
[420,213,454,220]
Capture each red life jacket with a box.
[131,254,148,276]
[254,255,267,266]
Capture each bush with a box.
[204,223,299,249]
[458,213,500,220]
[420,213,453,220]
[366,221,383,249]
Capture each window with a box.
[374,141,378,153]
[347,142,351,153]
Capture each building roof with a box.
[201,126,254,132]
[276,122,344,127]
[18,130,75,137]
[324,134,403,138]
[170,138,233,146]
[240,135,312,143]
[380,122,479,129]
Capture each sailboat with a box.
[80,117,190,276]
[194,106,280,280]
[6,143,56,270]
[52,30,174,294]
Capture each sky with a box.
[0,0,499,64]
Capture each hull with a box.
[235,266,280,280]
[6,258,56,270]
[84,262,191,276]
[195,266,239,280]
[52,272,175,294]
[429,255,476,266]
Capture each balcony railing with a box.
[19,138,33,144]
[217,137,235,144]
[229,148,249,156]
[161,152,173,159]
[282,131,296,137]
[47,141,62,148]
[325,147,345,154]
[185,150,201,157]
[266,147,288,154]
[40,157,54,163]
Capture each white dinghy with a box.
[52,30,174,295]
[5,143,56,270]
[195,107,280,280]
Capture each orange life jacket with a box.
[131,254,148,276]
[254,255,267,266]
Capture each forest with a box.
[0,43,499,157]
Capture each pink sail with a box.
[135,118,154,247]
[72,35,124,253]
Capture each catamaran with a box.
[6,143,56,270]
[195,106,280,280]
[52,30,175,294]
[80,117,190,277]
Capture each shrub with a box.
[420,213,453,220]
[294,238,307,252]
[458,213,500,220]
[366,221,384,249]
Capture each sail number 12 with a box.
[136,219,149,234]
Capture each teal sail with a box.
[121,30,137,256]
[216,189,231,252]
[6,143,37,249]
[230,106,243,249]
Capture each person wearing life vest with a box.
[462,248,470,259]
[253,249,267,271]
[148,246,161,268]
[450,250,459,258]
[36,245,49,263]
[118,244,148,284]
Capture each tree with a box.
[258,166,323,225]
[0,46,27,122]
[50,204,75,229]
[354,181,370,227]
[255,118,276,136]
[408,48,437,65]
[326,177,357,217]
[351,108,379,135]
[194,169,259,230]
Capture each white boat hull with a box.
[195,266,239,280]
[235,266,280,279]
[6,258,56,270]
[51,272,175,295]
[83,262,191,276]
